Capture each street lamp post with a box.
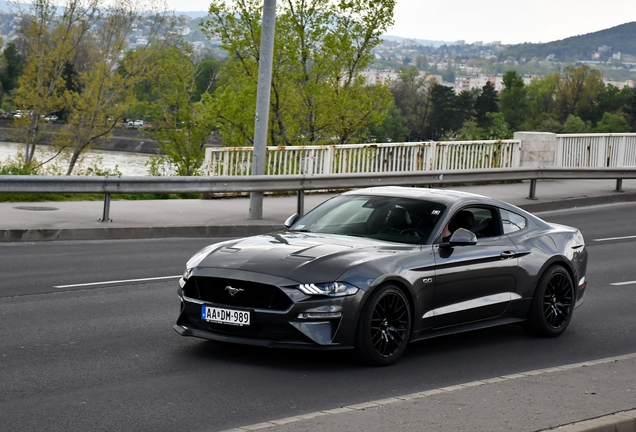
[249,0,277,219]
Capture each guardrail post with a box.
[616,179,624,193]
[100,193,112,222]
[527,179,538,200]
[297,190,304,216]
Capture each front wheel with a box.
[355,285,411,366]
[526,265,574,337]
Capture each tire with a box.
[526,265,575,337]
[355,285,412,366]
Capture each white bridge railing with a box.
[204,140,521,176]
[557,134,636,167]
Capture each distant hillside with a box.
[501,22,636,61]
[381,35,451,48]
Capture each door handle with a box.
[500,251,516,259]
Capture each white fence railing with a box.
[204,140,521,176]
[556,134,636,167]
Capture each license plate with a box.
[201,306,250,326]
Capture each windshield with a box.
[289,194,446,244]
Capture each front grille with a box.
[184,276,293,310]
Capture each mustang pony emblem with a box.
[225,286,244,297]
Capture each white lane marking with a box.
[593,235,636,242]
[54,275,181,289]
[219,352,636,432]
[610,280,636,286]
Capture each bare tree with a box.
[56,0,178,175]
[12,0,100,166]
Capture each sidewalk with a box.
[1,179,635,241]
[223,353,636,432]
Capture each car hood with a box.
[195,232,416,282]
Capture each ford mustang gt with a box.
[174,187,588,365]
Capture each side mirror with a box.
[441,228,477,247]
[284,213,300,229]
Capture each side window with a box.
[501,209,527,234]
[448,206,499,238]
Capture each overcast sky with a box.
[167,0,636,45]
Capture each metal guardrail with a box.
[2,167,636,221]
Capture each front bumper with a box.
[174,275,363,349]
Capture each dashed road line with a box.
[593,235,636,242]
[54,275,180,289]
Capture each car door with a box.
[429,206,520,329]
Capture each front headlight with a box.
[298,282,359,297]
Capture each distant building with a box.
[358,69,401,86]
[603,79,634,89]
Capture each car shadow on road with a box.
[173,323,535,372]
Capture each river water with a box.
[0,142,153,176]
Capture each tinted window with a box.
[290,194,446,244]
[447,206,499,239]
[501,209,527,233]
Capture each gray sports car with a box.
[174,187,588,365]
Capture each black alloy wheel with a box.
[355,285,411,366]
[543,271,574,329]
[526,265,574,337]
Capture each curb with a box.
[544,409,636,432]
[515,191,636,213]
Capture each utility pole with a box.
[249,0,276,219]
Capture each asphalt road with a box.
[1,202,636,432]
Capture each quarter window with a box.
[501,209,527,233]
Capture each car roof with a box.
[343,186,550,229]
[343,186,489,206]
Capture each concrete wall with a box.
[514,132,558,167]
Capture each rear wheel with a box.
[355,285,411,366]
[526,265,574,337]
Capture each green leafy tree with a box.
[456,112,512,141]
[147,44,216,176]
[194,56,222,101]
[367,101,410,143]
[522,75,558,130]
[484,112,513,140]
[415,55,428,71]
[499,70,528,131]
[441,65,455,83]
[562,115,588,133]
[537,115,563,133]
[390,67,433,140]
[554,65,604,122]
[202,0,395,147]
[594,112,631,133]
[474,81,499,128]
[579,84,632,126]
[623,87,636,131]
[0,43,24,97]
[427,83,467,140]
